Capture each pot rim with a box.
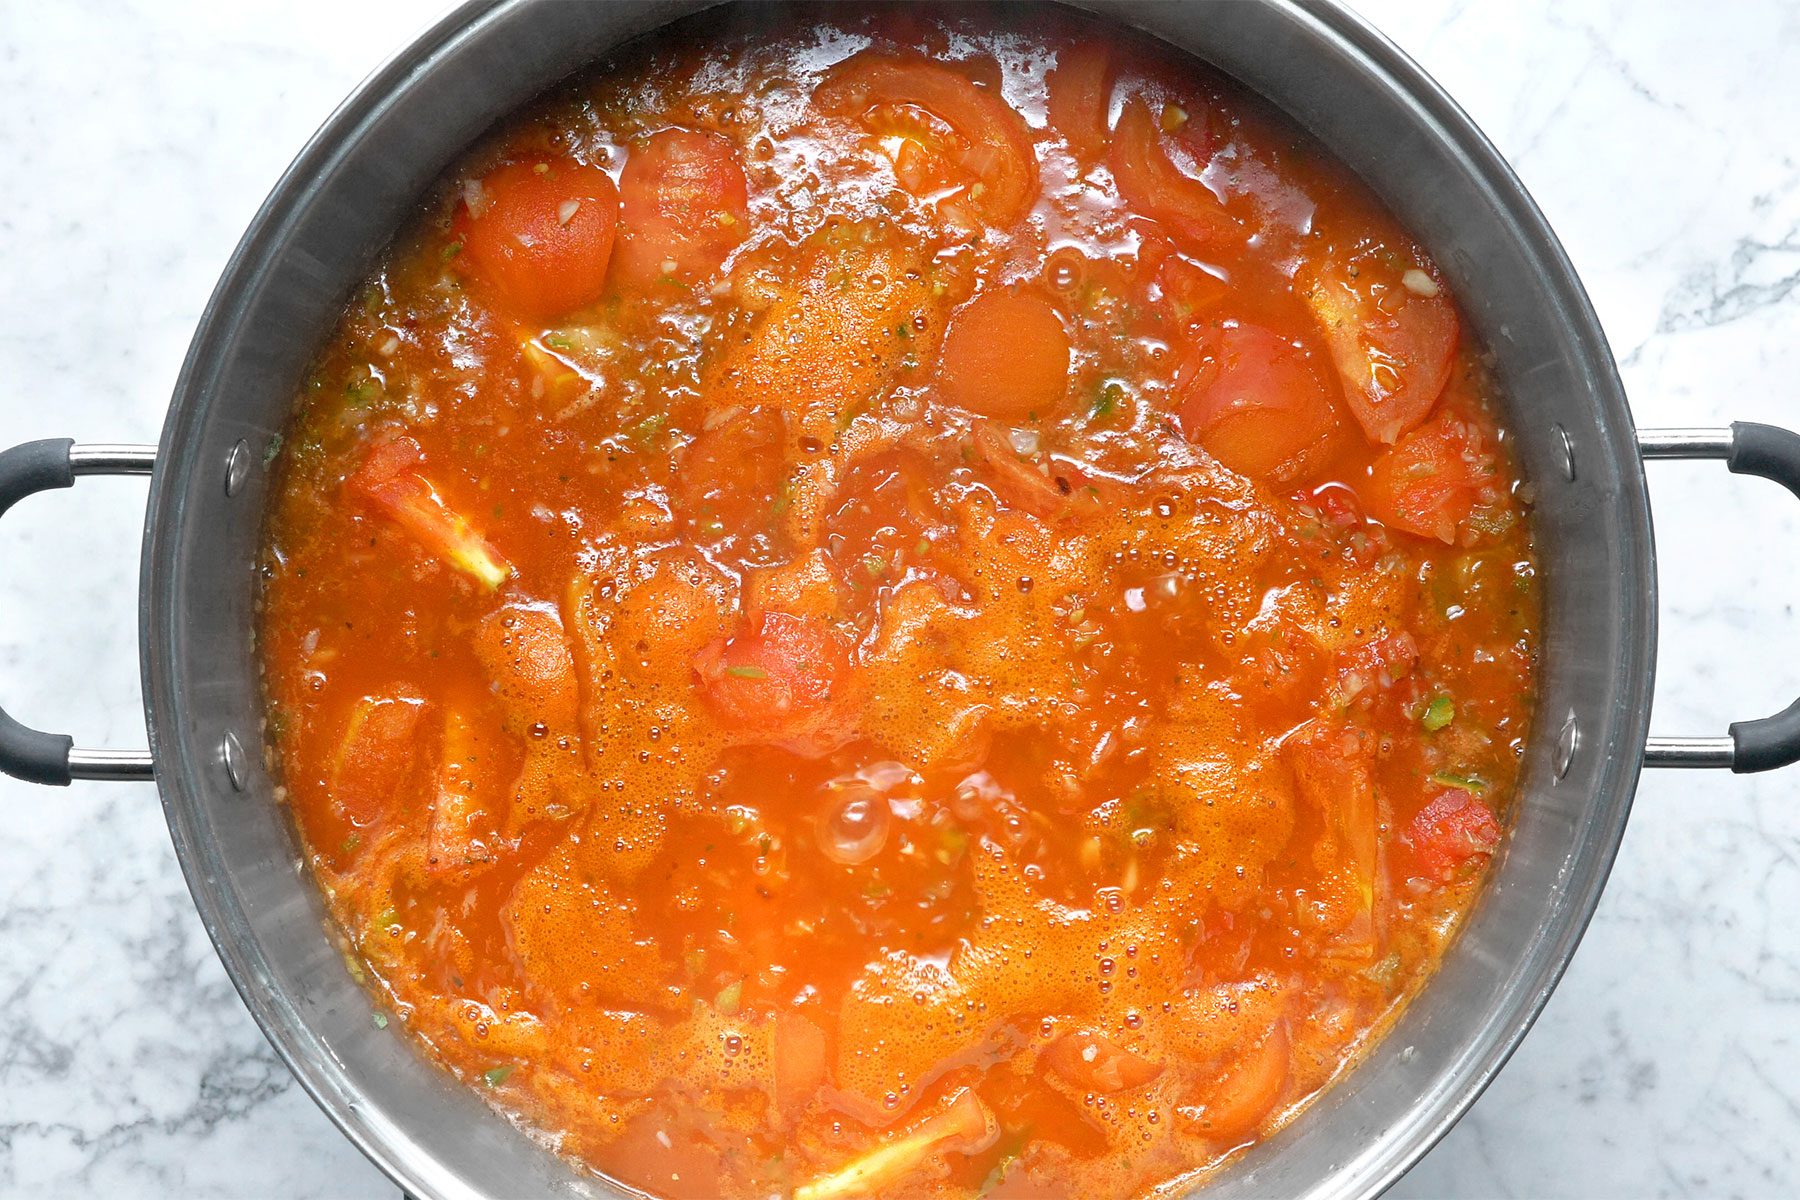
[137,2,1657,1197]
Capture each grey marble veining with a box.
[1,1,1796,1196]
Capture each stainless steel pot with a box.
[4,2,1798,1197]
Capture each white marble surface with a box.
[1,0,1796,1196]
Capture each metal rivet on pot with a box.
[225,438,251,496]
[1552,424,1576,482]
[220,730,247,792]
[1553,713,1580,781]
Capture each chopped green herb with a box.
[542,332,574,351]
[1430,771,1487,792]
[483,1064,514,1087]
[979,1126,1033,1195]
[261,434,283,468]
[440,239,464,263]
[864,553,888,577]
[914,538,931,556]
[934,827,970,866]
[633,412,668,445]
[715,979,744,1016]
[726,665,767,679]
[372,1012,389,1030]
[1422,696,1456,731]
[1092,381,1125,419]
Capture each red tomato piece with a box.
[1156,252,1229,325]
[1177,322,1344,485]
[694,611,847,731]
[1183,1021,1290,1144]
[814,52,1038,227]
[938,288,1071,420]
[968,421,1093,519]
[1285,723,1381,959]
[1299,245,1459,444]
[455,156,619,318]
[1360,412,1486,543]
[330,692,429,831]
[678,404,788,521]
[426,706,502,875]
[349,436,513,589]
[775,1013,830,1116]
[612,128,750,290]
[1407,789,1502,877]
[1046,40,1114,162]
[1044,1031,1163,1093]
[1109,97,1245,252]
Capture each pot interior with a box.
[140,2,1654,1197]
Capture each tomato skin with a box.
[1299,245,1459,443]
[938,287,1071,420]
[1360,412,1485,543]
[455,157,620,318]
[612,128,749,289]
[814,52,1038,227]
[694,611,847,732]
[1109,97,1244,252]
[1406,788,1502,877]
[1046,40,1114,162]
[1177,322,1344,485]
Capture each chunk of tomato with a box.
[938,287,1071,420]
[455,156,619,319]
[1182,1021,1290,1144]
[1044,1031,1163,1093]
[968,421,1093,519]
[349,435,512,589]
[1109,96,1244,252]
[330,692,429,831]
[1046,40,1114,162]
[694,611,847,732]
[814,52,1038,227]
[1156,252,1229,325]
[612,128,750,290]
[1406,788,1502,878]
[1360,412,1486,543]
[1176,322,1344,485]
[1299,244,1458,444]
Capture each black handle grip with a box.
[1725,421,1800,772]
[0,439,79,786]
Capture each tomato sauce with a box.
[257,7,1539,1198]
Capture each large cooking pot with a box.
[4,2,1798,1197]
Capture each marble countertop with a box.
[2,1,1796,1196]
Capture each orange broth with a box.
[257,7,1540,1198]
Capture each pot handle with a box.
[0,438,158,785]
[1640,421,1800,771]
